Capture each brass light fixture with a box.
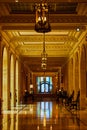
[35,0,51,33]
[41,33,47,70]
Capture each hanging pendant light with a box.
[41,33,47,70]
[35,0,51,33]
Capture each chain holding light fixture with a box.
[41,33,47,70]
[35,0,51,33]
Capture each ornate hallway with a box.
[0,1,87,130]
[0,101,87,130]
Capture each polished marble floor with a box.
[0,101,87,130]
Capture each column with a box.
[0,32,2,114]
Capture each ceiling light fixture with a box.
[76,27,80,32]
[41,33,47,70]
[15,0,19,2]
[35,0,51,33]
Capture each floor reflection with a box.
[37,102,52,118]
[0,101,87,130]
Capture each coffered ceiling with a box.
[0,0,87,73]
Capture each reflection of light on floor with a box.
[2,110,18,114]
[54,119,57,124]
[2,104,26,114]
[43,114,46,127]
[50,125,52,130]
[37,125,39,130]
[37,101,52,118]
[29,105,33,113]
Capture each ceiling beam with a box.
[1,25,86,31]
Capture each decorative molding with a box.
[17,44,68,52]
[10,35,78,43]
[0,15,87,24]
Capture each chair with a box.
[65,90,74,106]
[70,90,80,110]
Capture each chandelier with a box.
[35,0,51,33]
[41,33,47,70]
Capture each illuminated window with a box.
[36,77,53,93]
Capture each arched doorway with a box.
[40,81,51,93]
[2,47,8,110]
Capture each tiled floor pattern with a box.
[0,101,87,130]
